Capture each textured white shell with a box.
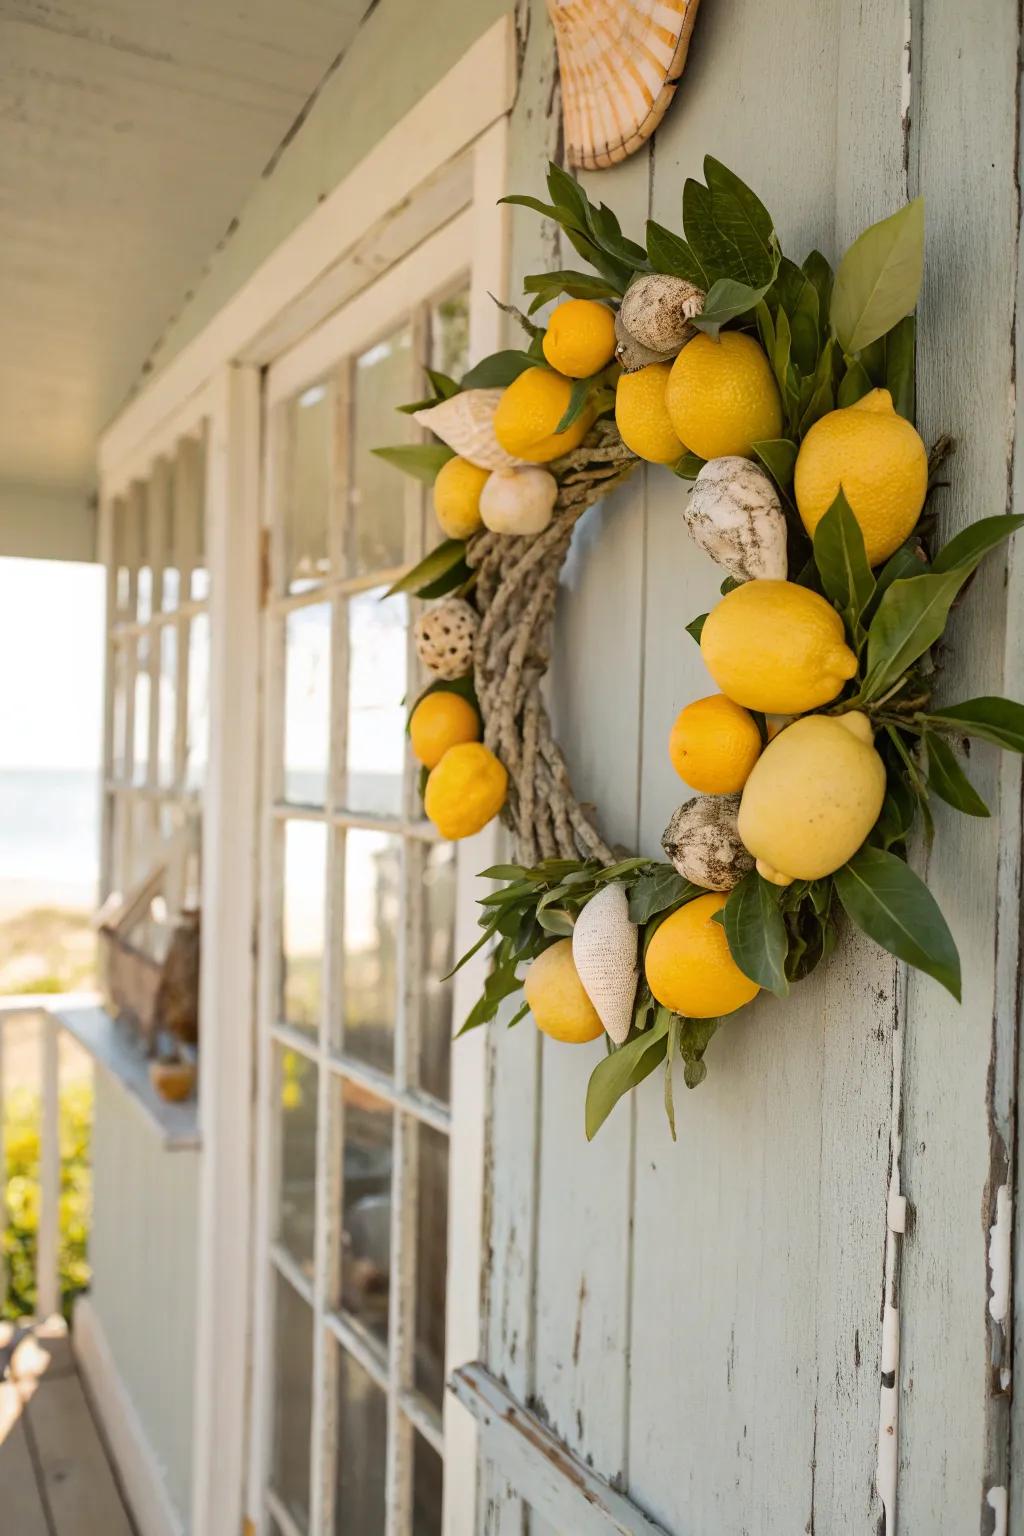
[413,391,529,472]
[685,456,789,581]
[414,599,479,681]
[661,794,754,892]
[480,469,558,536]
[572,883,639,1045]
[619,273,705,355]
[547,0,702,171]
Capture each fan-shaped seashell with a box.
[547,0,702,171]
[414,391,530,472]
[662,794,754,892]
[685,457,788,581]
[614,309,676,374]
[620,274,705,356]
[572,883,639,1045]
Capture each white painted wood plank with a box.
[21,1366,135,1535]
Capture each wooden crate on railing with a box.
[95,867,200,1050]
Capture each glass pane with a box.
[339,1083,392,1343]
[114,498,131,617]
[185,613,209,791]
[162,464,180,612]
[191,433,209,602]
[350,327,411,574]
[281,820,326,1034]
[416,841,456,1103]
[276,1047,318,1278]
[284,603,331,806]
[157,623,178,788]
[430,287,470,379]
[284,381,333,594]
[413,1123,448,1409]
[137,498,153,623]
[132,636,150,786]
[270,1273,313,1532]
[341,830,400,1071]
[412,1432,444,1536]
[334,1344,387,1536]
[343,590,406,817]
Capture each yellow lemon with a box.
[665,332,783,460]
[432,456,490,539]
[524,939,604,1043]
[669,693,762,794]
[700,580,858,714]
[542,299,617,378]
[493,368,594,463]
[645,894,759,1018]
[738,712,886,885]
[424,742,507,839]
[614,363,686,464]
[409,690,480,769]
[794,388,928,566]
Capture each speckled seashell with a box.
[414,391,529,472]
[414,599,479,681]
[614,308,676,374]
[619,273,705,356]
[572,883,639,1044]
[480,468,558,536]
[662,795,754,892]
[685,457,788,581]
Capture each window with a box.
[260,285,469,1536]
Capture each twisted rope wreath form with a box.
[464,419,640,866]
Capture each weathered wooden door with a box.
[471,1,1021,1531]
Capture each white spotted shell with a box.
[661,794,754,892]
[572,883,639,1045]
[614,308,675,374]
[619,273,705,355]
[685,457,788,581]
[414,391,529,472]
[480,468,558,536]
[414,599,478,681]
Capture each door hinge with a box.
[259,527,272,609]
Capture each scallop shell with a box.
[661,795,754,892]
[547,0,702,171]
[572,883,639,1045]
[414,391,529,472]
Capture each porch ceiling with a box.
[0,0,368,496]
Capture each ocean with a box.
[0,768,100,915]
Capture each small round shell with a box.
[619,273,705,355]
[685,457,788,581]
[414,391,530,472]
[480,468,558,536]
[414,599,479,681]
[614,308,676,374]
[572,883,639,1044]
[661,794,754,892]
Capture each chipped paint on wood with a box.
[988,1185,1011,1325]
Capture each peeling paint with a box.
[986,1484,1007,1536]
[987,1183,1011,1323]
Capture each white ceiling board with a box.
[0,0,369,493]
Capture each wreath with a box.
[377,157,1024,1141]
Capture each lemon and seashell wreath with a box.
[377,157,1024,1141]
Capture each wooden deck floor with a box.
[0,1318,135,1535]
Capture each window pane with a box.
[111,641,128,780]
[132,636,150,786]
[162,468,180,611]
[270,1273,313,1532]
[276,1048,318,1278]
[137,489,153,624]
[185,613,209,791]
[416,841,456,1103]
[430,288,470,380]
[190,432,209,602]
[413,1123,448,1409]
[281,820,326,1034]
[334,1344,387,1536]
[113,498,131,617]
[284,603,331,806]
[339,1083,392,1345]
[341,830,400,1072]
[412,1431,444,1536]
[343,590,406,817]
[350,328,411,574]
[284,381,333,594]
[157,623,177,788]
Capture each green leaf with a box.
[673,452,707,481]
[812,489,875,640]
[802,249,834,328]
[663,1017,679,1141]
[457,952,525,1035]
[645,220,709,287]
[837,357,873,407]
[753,437,798,491]
[830,197,925,354]
[683,178,757,286]
[703,157,779,287]
[416,556,473,600]
[546,162,590,220]
[478,863,535,881]
[869,542,928,606]
[924,696,1024,754]
[685,612,707,644]
[523,270,622,313]
[798,336,836,434]
[924,732,990,817]
[384,539,468,598]
[770,306,792,401]
[885,315,916,420]
[930,514,1024,575]
[372,443,454,485]
[425,368,461,399]
[721,871,790,996]
[554,375,597,434]
[627,866,702,925]
[536,907,576,936]
[460,351,538,389]
[585,1010,671,1140]
[869,773,918,851]
[677,1016,721,1089]
[862,567,974,700]
[691,276,774,338]
[833,845,961,1000]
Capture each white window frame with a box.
[97,19,515,1536]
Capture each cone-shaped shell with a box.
[414,391,530,472]
[547,0,702,170]
[572,883,639,1045]
[685,457,788,581]
[662,794,754,892]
